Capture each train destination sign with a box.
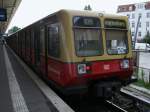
[0,8,7,21]
[104,19,126,28]
[73,16,101,27]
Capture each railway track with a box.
[105,86,150,112]
[121,85,150,105]
[121,86,150,112]
[62,85,150,112]
[106,100,128,112]
[106,93,140,112]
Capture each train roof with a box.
[8,9,128,36]
[55,9,127,18]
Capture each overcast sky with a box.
[7,0,150,31]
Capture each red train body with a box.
[6,10,133,97]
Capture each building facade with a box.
[117,1,150,41]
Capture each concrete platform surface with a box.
[0,44,74,112]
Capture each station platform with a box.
[0,44,74,112]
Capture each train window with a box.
[106,30,128,55]
[48,24,60,58]
[73,16,102,56]
[74,29,102,56]
[40,28,45,54]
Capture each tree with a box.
[8,26,21,34]
[142,31,150,44]
[84,4,92,11]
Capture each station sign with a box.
[0,8,7,21]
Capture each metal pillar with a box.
[133,15,141,49]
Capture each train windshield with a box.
[105,19,128,55]
[73,16,102,56]
[106,30,128,55]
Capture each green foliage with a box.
[134,80,150,89]
[84,4,92,11]
[142,31,150,44]
[134,68,150,89]
[8,26,21,34]
[141,69,144,80]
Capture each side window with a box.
[48,24,60,58]
[40,28,45,54]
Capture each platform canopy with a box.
[0,0,21,33]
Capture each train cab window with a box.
[104,19,128,55]
[40,28,45,54]
[48,24,60,58]
[73,16,102,56]
[106,30,128,54]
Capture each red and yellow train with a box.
[7,10,133,97]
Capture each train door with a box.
[39,26,46,75]
[30,30,35,65]
[46,23,61,81]
[45,26,48,77]
[19,33,22,56]
[21,33,23,57]
[29,30,32,63]
[26,30,31,63]
[22,32,26,59]
[34,29,40,66]
[24,31,27,60]
[16,33,19,54]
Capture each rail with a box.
[105,87,150,112]
[106,100,128,112]
[121,87,150,112]
[121,86,150,105]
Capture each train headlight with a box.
[121,60,129,69]
[77,64,87,74]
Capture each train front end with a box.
[60,11,133,97]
